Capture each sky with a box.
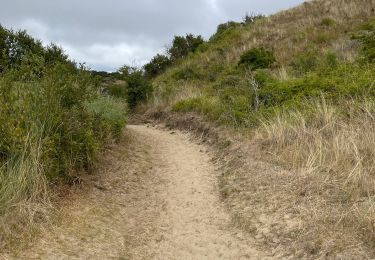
[0,0,305,72]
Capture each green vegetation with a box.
[150,9,375,128]
[117,66,153,109]
[142,34,205,79]
[353,19,375,62]
[167,34,204,61]
[144,54,171,79]
[0,25,127,249]
[106,82,128,99]
[238,47,275,70]
[144,1,375,257]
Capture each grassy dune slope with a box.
[149,0,373,111]
[144,0,375,258]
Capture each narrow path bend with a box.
[6,125,265,260]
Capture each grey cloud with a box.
[0,0,305,71]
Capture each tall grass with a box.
[0,136,49,249]
[255,98,375,252]
[0,58,127,250]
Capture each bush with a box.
[320,18,336,27]
[259,62,375,108]
[210,21,241,42]
[353,19,375,62]
[118,66,152,109]
[106,83,127,98]
[167,34,204,61]
[243,13,265,25]
[0,24,128,251]
[0,25,74,74]
[292,51,319,73]
[238,47,275,70]
[86,97,127,138]
[144,54,171,79]
[172,64,202,81]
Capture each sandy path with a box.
[4,125,264,259]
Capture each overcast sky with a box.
[0,0,305,72]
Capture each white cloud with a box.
[0,0,306,71]
[63,43,162,72]
[205,0,222,16]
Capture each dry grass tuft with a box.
[0,138,52,251]
[251,98,375,257]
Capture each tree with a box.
[118,66,152,109]
[44,43,71,66]
[0,25,75,73]
[144,54,171,78]
[186,34,204,53]
[167,34,204,61]
[168,36,189,61]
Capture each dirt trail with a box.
[4,125,265,259]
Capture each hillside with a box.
[149,0,374,116]
[141,0,375,258]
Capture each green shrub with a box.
[243,13,265,25]
[144,54,171,78]
[172,64,202,80]
[210,21,241,42]
[0,55,127,183]
[320,18,336,27]
[106,83,127,98]
[86,96,127,138]
[0,24,129,251]
[173,97,203,112]
[213,74,243,90]
[353,19,375,62]
[325,52,338,68]
[167,34,204,61]
[238,47,275,70]
[173,97,224,122]
[292,51,319,73]
[259,62,375,108]
[118,66,153,109]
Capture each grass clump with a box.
[255,98,375,256]
[86,97,127,138]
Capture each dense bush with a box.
[118,65,152,109]
[0,59,126,180]
[0,25,75,73]
[172,64,202,81]
[259,62,375,108]
[144,54,171,78]
[292,51,319,73]
[353,19,375,62]
[0,27,127,245]
[238,47,275,70]
[106,83,128,98]
[167,34,204,61]
[86,96,127,139]
[210,21,241,42]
